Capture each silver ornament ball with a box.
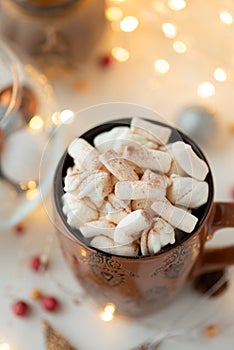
[176,106,217,146]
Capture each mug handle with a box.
[191,202,234,278]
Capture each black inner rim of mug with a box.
[53,118,214,259]
[13,0,79,14]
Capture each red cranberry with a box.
[14,223,25,234]
[12,301,29,317]
[99,54,113,67]
[30,256,42,271]
[42,296,59,312]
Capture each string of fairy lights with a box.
[105,0,233,99]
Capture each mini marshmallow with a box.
[62,193,98,228]
[151,198,198,233]
[99,149,139,181]
[167,175,209,208]
[171,141,209,181]
[68,138,101,171]
[75,170,112,200]
[131,199,155,218]
[80,219,116,239]
[64,167,112,201]
[123,144,171,173]
[140,218,175,255]
[131,117,172,145]
[115,180,165,200]
[141,169,170,189]
[166,158,186,177]
[64,167,88,192]
[114,209,151,245]
[1,128,47,183]
[105,210,128,225]
[140,228,150,256]
[94,126,158,154]
[94,127,131,153]
[151,218,175,247]
[147,229,162,254]
[90,235,139,257]
[103,199,130,224]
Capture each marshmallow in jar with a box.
[1,128,47,184]
[0,0,106,64]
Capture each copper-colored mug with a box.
[52,118,234,317]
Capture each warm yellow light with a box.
[60,109,75,124]
[29,116,44,131]
[219,11,233,25]
[104,303,116,314]
[51,111,62,125]
[81,249,87,257]
[0,343,10,350]
[197,82,215,98]
[168,0,186,11]
[108,0,126,2]
[120,16,139,32]
[105,7,123,21]
[27,180,37,190]
[162,22,177,38]
[112,47,130,62]
[26,188,39,200]
[154,59,170,73]
[100,303,116,322]
[173,40,187,53]
[213,68,227,82]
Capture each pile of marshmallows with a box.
[62,117,209,257]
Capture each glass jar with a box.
[0,0,106,65]
[0,39,61,231]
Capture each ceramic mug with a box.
[52,118,234,317]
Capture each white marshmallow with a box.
[131,199,155,218]
[131,117,172,145]
[171,141,209,181]
[68,138,101,171]
[107,193,131,212]
[64,167,112,201]
[1,128,47,183]
[140,228,150,256]
[167,175,209,208]
[80,219,116,239]
[140,218,175,255]
[62,193,98,228]
[94,126,158,154]
[123,144,171,173]
[64,167,88,192]
[152,218,175,247]
[99,149,139,181]
[115,180,165,200]
[103,198,130,224]
[151,198,198,233]
[90,235,139,257]
[114,209,151,245]
[76,170,112,200]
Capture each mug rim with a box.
[53,117,214,260]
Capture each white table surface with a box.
[1,1,234,349]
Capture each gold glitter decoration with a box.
[42,320,76,350]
